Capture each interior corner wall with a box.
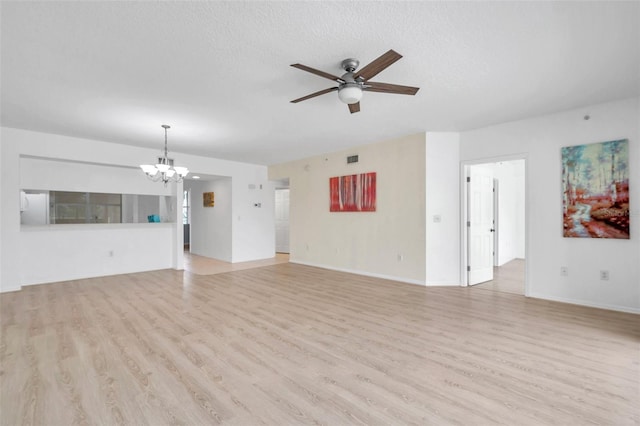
[460,97,639,313]
[0,138,5,291]
[269,133,426,284]
[186,178,233,262]
[425,132,461,285]
[1,127,178,288]
[231,177,275,263]
[173,154,274,264]
[2,132,29,292]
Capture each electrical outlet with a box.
[560,266,568,276]
[600,270,609,281]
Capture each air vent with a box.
[347,155,359,164]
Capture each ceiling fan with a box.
[290,49,419,114]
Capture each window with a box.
[50,191,122,224]
[182,189,190,225]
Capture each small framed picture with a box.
[203,192,215,207]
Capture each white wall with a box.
[20,224,173,285]
[425,132,461,285]
[0,139,3,290]
[19,157,171,195]
[186,178,233,262]
[270,133,426,284]
[460,97,639,313]
[13,144,179,287]
[0,127,275,292]
[230,178,275,263]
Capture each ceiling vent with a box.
[347,155,359,164]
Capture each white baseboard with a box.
[425,281,461,287]
[290,260,425,286]
[528,292,640,314]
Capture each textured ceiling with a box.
[1,1,638,165]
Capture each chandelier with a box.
[140,125,189,186]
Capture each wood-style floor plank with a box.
[1,263,639,425]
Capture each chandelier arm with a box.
[144,172,162,183]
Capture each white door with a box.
[468,166,494,285]
[275,189,290,253]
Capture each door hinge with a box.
[467,266,471,272]
[466,176,471,183]
[467,221,471,227]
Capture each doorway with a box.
[183,174,233,262]
[183,188,191,251]
[463,158,527,295]
[273,178,290,254]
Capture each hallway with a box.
[183,251,289,275]
[473,259,525,295]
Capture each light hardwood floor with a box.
[183,252,289,275]
[474,259,525,295]
[1,264,638,425]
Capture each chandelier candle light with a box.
[140,125,189,186]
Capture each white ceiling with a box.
[1,1,638,165]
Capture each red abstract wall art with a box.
[330,172,376,212]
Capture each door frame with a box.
[493,178,499,267]
[274,187,291,254]
[460,154,530,296]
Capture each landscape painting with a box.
[562,139,629,239]
[330,172,376,212]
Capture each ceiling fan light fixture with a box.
[291,50,418,113]
[338,83,362,105]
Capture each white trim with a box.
[424,281,461,287]
[290,259,426,286]
[21,266,169,287]
[528,293,640,315]
[0,285,21,293]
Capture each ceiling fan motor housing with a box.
[341,58,360,73]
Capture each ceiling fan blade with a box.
[354,49,403,81]
[290,87,338,103]
[291,64,344,82]
[364,81,420,95]
[348,102,360,114]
